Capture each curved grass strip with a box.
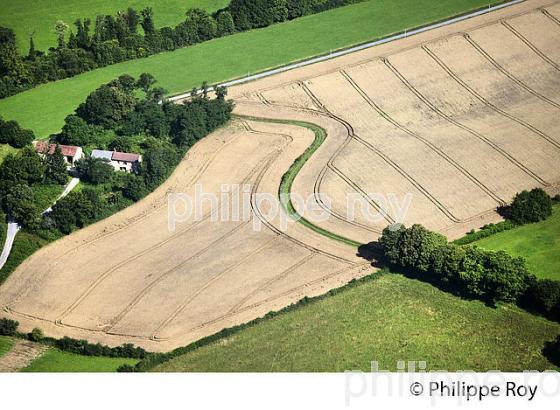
[235,115,362,247]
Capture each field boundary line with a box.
[245,117,384,234]
[237,120,361,259]
[167,0,528,102]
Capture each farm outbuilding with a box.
[34,142,83,166]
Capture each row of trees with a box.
[379,224,534,304]
[379,188,558,320]
[0,0,361,99]
[0,317,147,358]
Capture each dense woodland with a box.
[0,73,233,237]
[0,0,360,99]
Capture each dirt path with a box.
[0,340,48,372]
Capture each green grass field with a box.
[0,0,500,138]
[0,336,14,358]
[153,273,560,372]
[0,0,229,52]
[474,205,560,281]
[21,348,138,372]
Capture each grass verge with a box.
[0,0,503,137]
[152,273,560,372]
[236,115,362,247]
[473,205,560,281]
[0,230,50,285]
[0,336,14,358]
[21,348,138,372]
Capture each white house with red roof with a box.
[34,142,83,166]
[91,149,142,173]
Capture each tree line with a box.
[0,73,233,238]
[0,317,147,359]
[0,0,361,99]
[379,188,559,322]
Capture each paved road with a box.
[168,0,524,102]
[0,177,80,271]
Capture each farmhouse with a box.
[34,142,83,165]
[91,149,142,173]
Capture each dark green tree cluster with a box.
[0,317,18,335]
[521,279,560,322]
[48,188,108,234]
[75,157,114,184]
[0,147,51,229]
[0,117,35,147]
[43,74,232,235]
[0,142,70,229]
[509,188,552,225]
[380,224,534,304]
[0,0,361,98]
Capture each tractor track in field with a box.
[462,32,560,110]
[339,68,506,207]
[500,19,560,71]
[422,43,560,150]
[381,56,551,187]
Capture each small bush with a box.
[0,318,19,336]
[28,327,44,342]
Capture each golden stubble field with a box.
[1,0,559,351]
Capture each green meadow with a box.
[154,273,560,372]
[474,205,560,281]
[0,0,229,52]
[20,348,138,372]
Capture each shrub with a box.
[53,336,147,358]
[75,157,114,184]
[28,327,44,342]
[522,279,560,320]
[453,220,516,245]
[0,318,19,335]
[510,188,552,224]
[380,224,446,271]
[0,118,35,148]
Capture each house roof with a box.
[91,149,113,161]
[112,151,141,162]
[35,142,80,157]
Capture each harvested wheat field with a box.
[1,0,559,350]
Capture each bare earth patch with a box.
[0,340,48,372]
